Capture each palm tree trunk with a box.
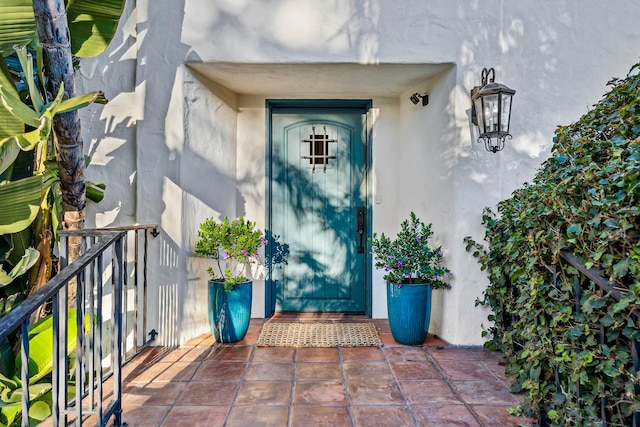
[32,0,85,304]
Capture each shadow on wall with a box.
[154,232,181,346]
[444,3,640,344]
[79,0,140,227]
[130,0,246,342]
[80,0,214,344]
[131,0,194,346]
[269,125,366,311]
[453,2,635,196]
[183,0,382,64]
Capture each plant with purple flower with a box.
[368,212,451,289]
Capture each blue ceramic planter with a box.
[386,282,432,345]
[208,281,252,343]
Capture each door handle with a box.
[356,207,365,253]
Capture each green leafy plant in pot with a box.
[195,216,267,342]
[369,212,451,345]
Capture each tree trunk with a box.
[32,0,85,304]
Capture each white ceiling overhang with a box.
[186,62,453,98]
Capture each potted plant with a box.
[369,212,451,345]
[195,216,267,343]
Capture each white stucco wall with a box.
[78,0,640,346]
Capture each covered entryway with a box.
[183,62,456,329]
[268,101,370,313]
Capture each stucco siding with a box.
[77,0,640,345]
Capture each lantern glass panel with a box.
[500,94,512,133]
[474,97,485,133]
[482,94,499,133]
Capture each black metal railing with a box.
[538,250,640,427]
[0,225,158,427]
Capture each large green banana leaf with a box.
[15,308,91,384]
[0,0,126,59]
[0,397,50,427]
[0,84,42,128]
[0,0,35,57]
[0,56,23,174]
[0,309,89,426]
[0,175,41,234]
[0,339,14,379]
[57,90,107,114]
[0,383,50,404]
[0,293,24,318]
[0,246,38,287]
[27,308,68,336]
[5,229,29,266]
[67,0,127,57]
[0,134,19,177]
[0,56,22,135]
[0,0,123,176]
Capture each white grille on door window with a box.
[301,125,336,173]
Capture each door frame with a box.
[265,99,373,318]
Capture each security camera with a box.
[410,93,428,106]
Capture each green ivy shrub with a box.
[466,62,640,425]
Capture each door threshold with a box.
[271,312,369,321]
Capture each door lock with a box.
[356,207,365,253]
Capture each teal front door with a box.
[270,103,369,312]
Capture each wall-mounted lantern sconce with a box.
[410,92,429,106]
[471,68,515,153]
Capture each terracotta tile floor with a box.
[117,316,534,426]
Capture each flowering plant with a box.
[369,212,451,288]
[195,216,267,291]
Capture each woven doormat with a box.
[256,322,383,348]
